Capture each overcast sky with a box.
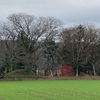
[0,0,100,27]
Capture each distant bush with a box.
[5,69,41,79]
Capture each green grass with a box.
[0,80,100,100]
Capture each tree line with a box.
[0,13,100,77]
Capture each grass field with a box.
[0,80,100,100]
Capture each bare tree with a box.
[0,13,62,73]
[60,25,100,76]
[84,25,100,75]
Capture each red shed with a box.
[58,64,73,76]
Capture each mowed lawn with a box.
[0,80,100,100]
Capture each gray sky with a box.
[0,0,100,27]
